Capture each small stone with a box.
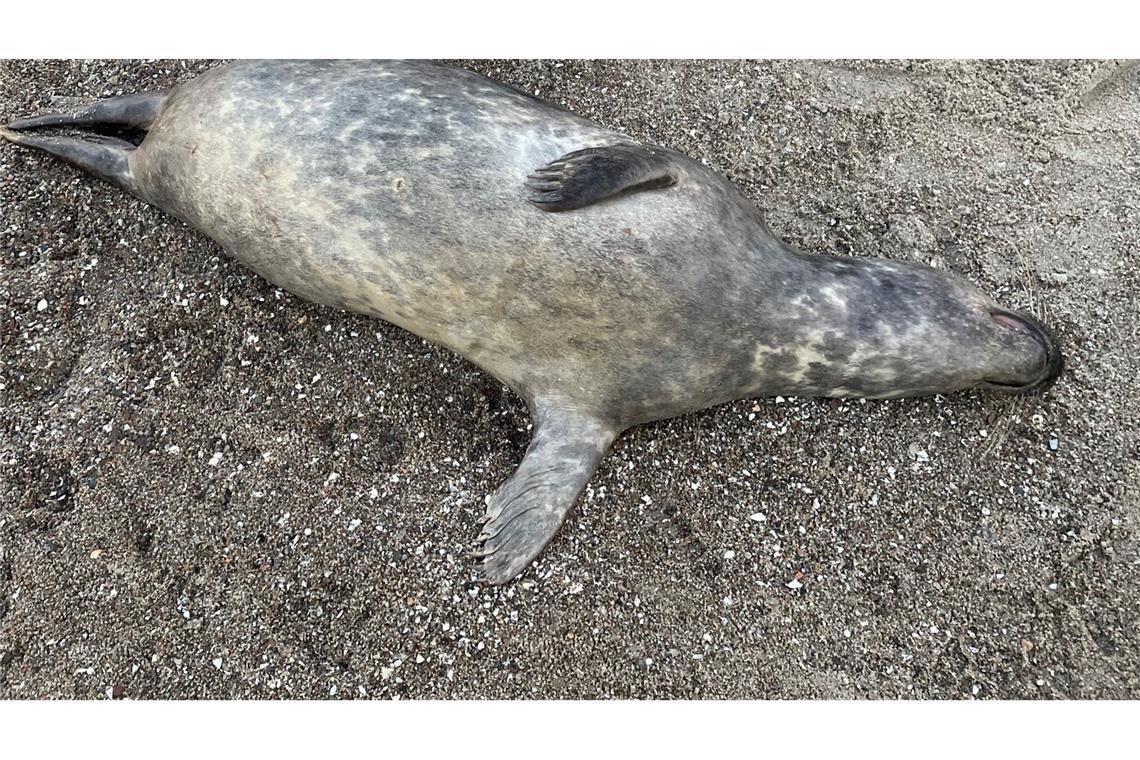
[212,658,223,669]
[112,683,127,699]
[786,579,803,590]
[37,299,49,312]
[723,550,735,560]
[1020,638,1034,654]
[208,452,223,466]
[1049,436,1059,451]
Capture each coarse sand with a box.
[1,59,1137,698]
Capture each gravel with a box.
[1,59,1137,698]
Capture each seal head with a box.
[735,250,1064,402]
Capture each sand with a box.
[1,59,1137,698]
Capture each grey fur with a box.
[2,60,1062,584]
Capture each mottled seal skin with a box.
[1,60,1063,584]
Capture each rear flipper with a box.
[1,90,169,194]
[6,91,168,131]
[0,127,137,192]
[471,403,617,584]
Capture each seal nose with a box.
[989,309,1064,393]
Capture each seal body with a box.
[2,60,1063,583]
[134,60,813,424]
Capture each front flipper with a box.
[526,143,681,212]
[472,404,617,584]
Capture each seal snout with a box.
[984,309,1064,394]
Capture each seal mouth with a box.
[982,309,1064,394]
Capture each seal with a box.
[1,60,1063,584]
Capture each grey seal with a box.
[1,60,1063,584]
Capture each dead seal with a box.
[1,60,1063,584]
